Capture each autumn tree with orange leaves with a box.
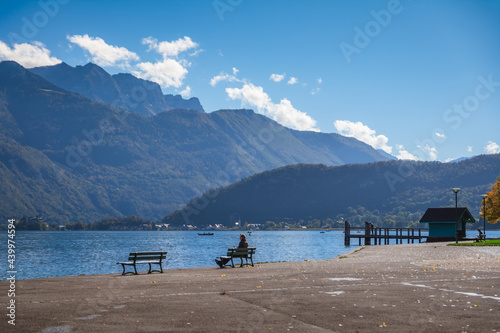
[481,174,500,224]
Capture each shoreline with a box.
[3,239,499,281]
[2,229,367,281]
[2,242,499,332]
[2,242,362,282]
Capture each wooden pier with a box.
[344,221,428,246]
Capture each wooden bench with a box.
[117,251,167,275]
[221,247,256,268]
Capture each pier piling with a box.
[344,222,427,246]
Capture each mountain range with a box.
[0,61,390,224]
[163,154,500,228]
[30,62,204,115]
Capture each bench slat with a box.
[127,256,166,261]
[227,248,255,256]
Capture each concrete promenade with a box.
[1,242,499,332]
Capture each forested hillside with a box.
[164,154,500,228]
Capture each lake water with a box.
[2,230,499,280]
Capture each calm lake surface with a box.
[2,229,499,280]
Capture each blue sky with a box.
[0,0,499,162]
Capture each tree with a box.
[482,174,500,224]
[262,221,276,230]
[67,222,86,230]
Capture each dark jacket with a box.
[238,240,248,248]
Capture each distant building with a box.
[419,207,475,242]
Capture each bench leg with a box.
[154,262,164,273]
[120,264,138,276]
[149,262,164,274]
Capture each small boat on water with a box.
[198,232,214,236]
[320,231,325,233]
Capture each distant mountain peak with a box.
[0,60,64,91]
[53,61,73,69]
[30,62,204,115]
[78,62,109,74]
[447,156,475,163]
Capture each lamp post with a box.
[453,188,460,243]
[481,194,488,240]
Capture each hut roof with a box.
[419,207,476,223]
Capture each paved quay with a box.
[1,242,500,332]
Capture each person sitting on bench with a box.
[215,234,248,268]
[476,228,484,241]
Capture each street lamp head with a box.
[452,188,461,193]
[481,194,488,199]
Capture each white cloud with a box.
[484,141,500,154]
[142,36,198,58]
[0,41,61,68]
[434,132,446,139]
[189,48,204,57]
[417,144,438,161]
[287,77,298,85]
[67,34,139,68]
[134,36,199,88]
[179,85,191,98]
[395,145,419,161]
[311,78,322,95]
[227,83,268,108]
[311,87,320,95]
[334,120,392,154]
[270,73,285,82]
[467,145,473,153]
[226,83,318,132]
[133,59,188,88]
[209,71,243,87]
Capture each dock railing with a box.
[344,221,428,246]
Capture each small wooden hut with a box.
[419,207,475,242]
